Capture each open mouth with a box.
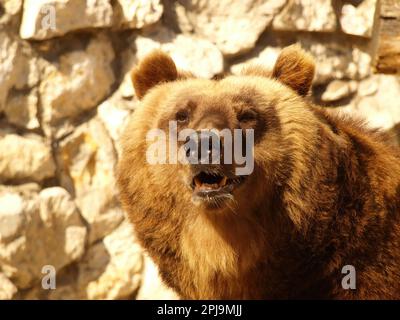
[190,171,245,199]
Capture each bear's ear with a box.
[131,50,178,99]
[272,45,315,96]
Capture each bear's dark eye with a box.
[238,110,257,123]
[176,110,189,123]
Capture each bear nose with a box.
[185,131,222,164]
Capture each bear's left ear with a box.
[131,50,178,99]
[272,44,315,96]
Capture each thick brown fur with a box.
[131,50,179,99]
[117,46,400,299]
[273,44,315,96]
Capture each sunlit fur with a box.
[117,46,400,299]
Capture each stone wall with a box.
[0,0,399,300]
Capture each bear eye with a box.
[238,110,257,123]
[175,110,189,123]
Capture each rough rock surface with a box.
[0,186,86,289]
[0,31,19,112]
[96,80,135,156]
[56,118,122,244]
[134,27,224,78]
[0,31,39,115]
[0,272,17,300]
[40,35,115,132]
[4,88,40,130]
[338,76,400,130]
[340,0,377,37]
[0,0,23,25]
[26,221,144,300]
[167,0,287,56]
[301,39,372,84]
[273,0,337,32]
[321,80,357,103]
[0,133,55,183]
[20,0,114,40]
[114,0,163,29]
[230,46,281,75]
[76,221,142,299]
[230,40,371,85]
[358,76,378,97]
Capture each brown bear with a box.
[117,45,400,299]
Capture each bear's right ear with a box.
[131,50,178,99]
[272,44,315,96]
